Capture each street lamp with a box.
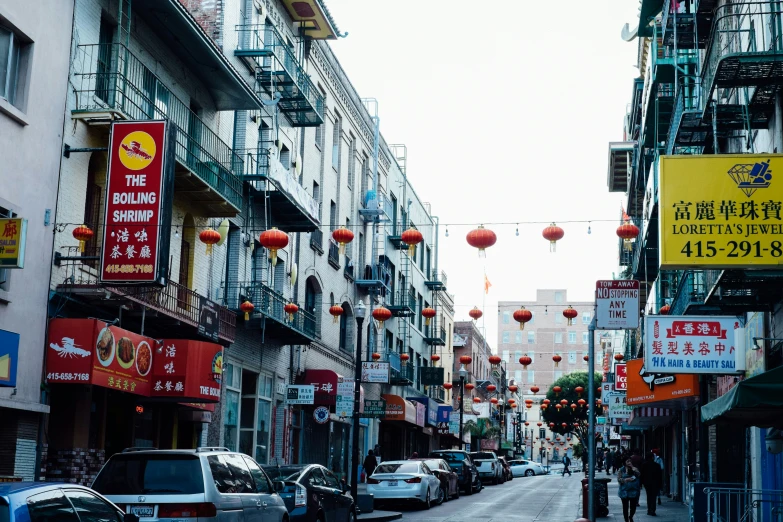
[350,300,366,501]
[459,364,468,449]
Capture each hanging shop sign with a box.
[100,120,175,284]
[0,218,27,269]
[362,399,386,418]
[626,358,699,406]
[198,297,220,342]
[660,154,783,269]
[298,369,339,404]
[313,406,330,424]
[286,385,315,405]
[419,366,445,386]
[614,363,628,391]
[643,316,744,374]
[0,329,20,387]
[336,378,354,418]
[605,391,632,420]
[595,280,640,329]
[743,311,766,377]
[361,361,390,383]
[149,340,223,402]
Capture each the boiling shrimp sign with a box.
[100,121,174,284]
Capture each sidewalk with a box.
[581,475,690,522]
[356,483,402,521]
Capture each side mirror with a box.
[273,481,285,492]
[124,514,140,522]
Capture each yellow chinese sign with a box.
[0,218,27,269]
[660,154,783,268]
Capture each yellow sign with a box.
[660,155,783,268]
[0,218,27,269]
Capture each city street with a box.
[391,473,582,522]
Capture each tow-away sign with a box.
[596,280,640,330]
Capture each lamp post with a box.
[350,300,366,501]
[459,364,467,449]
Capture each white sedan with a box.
[509,459,546,477]
[367,461,442,509]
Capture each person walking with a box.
[562,454,572,476]
[362,450,378,483]
[581,451,588,473]
[618,457,641,522]
[652,449,665,505]
[641,452,663,516]
[606,449,615,475]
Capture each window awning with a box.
[628,407,676,427]
[701,366,783,428]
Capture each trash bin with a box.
[582,478,612,518]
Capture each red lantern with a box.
[556,404,562,411]
[541,403,548,410]
[543,398,551,404]
[525,422,530,426]
[526,403,533,409]
[372,306,392,327]
[488,355,502,367]
[513,307,533,330]
[459,355,473,365]
[542,223,564,252]
[329,304,344,323]
[563,306,578,326]
[431,354,441,364]
[72,225,94,253]
[574,422,580,427]
[239,300,254,321]
[372,352,382,361]
[508,384,518,393]
[468,307,483,321]
[519,355,532,369]
[487,384,497,392]
[614,353,624,361]
[583,354,589,362]
[659,304,671,315]
[560,399,568,406]
[466,225,497,257]
[552,354,562,367]
[490,397,499,405]
[199,228,221,255]
[284,303,299,322]
[422,307,436,325]
[465,383,475,391]
[530,385,540,394]
[259,227,289,266]
[443,382,453,390]
[473,397,481,404]
[553,386,562,396]
[561,422,568,428]
[575,386,584,397]
[571,403,577,411]
[332,226,354,255]
[617,219,640,252]
[578,398,586,407]
[537,422,543,427]
[401,227,423,256]
[400,353,410,365]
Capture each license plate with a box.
[130,506,154,517]
[387,480,398,487]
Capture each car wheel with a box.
[525,469,534,477]
[492,475,499,485]
[437,485,446,505]
[423,488,431,510]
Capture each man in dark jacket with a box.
[363,450,378,482]
[640,452,663,515]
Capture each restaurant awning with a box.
[628,407,676,427]
[701,366,783,428]
[382,394,418,425]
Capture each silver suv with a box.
[92,448,288,522]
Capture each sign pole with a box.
[588,316,596,522]
[350,310,365,501]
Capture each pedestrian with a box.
[409,452,419,459]
[630,448,643,469]
[652,449,665,504]
[641,452,663,516]
[606,450,614,475]
[613,451,623,475]
[581,451,588,473]
[618,458,641,522]
[362,450,377,482]
[562,454,572,476]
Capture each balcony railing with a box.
[428,386,446,403]
[381,352,414,384]
[670,270,707,315]
[71,43,244,211]
[425,269,448,290]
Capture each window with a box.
[582,332,589,345]
[329,200,337,231]
[554,370,563,380]
[339,310,349,351]
[515,350,522,361]
[0,24,28,109]
[332,113,341,170]
[569,351,576,364]
[502,350,510,362]
[323,469,341,488]
[582,312,591,325]
[92,454,204,495]
[555,333,563,344]
[243,457,272,493]
[515,331,522,344]
[515,370,522,382]
[527,349,535,359]
[64,490,121,522]
[555,292,564,303]
[503,311,510,324]
[568,332,577,344]
[527,370,535,383]
[280,145,290,170]
[528,331,535,344]
[26,490,79,522]
[502,332,510,344]
[347,138,355,189]
[555,313,563,324]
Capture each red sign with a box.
[614,363,627,391]
[150,340,223,403]
[665,321,728,339]
[101,121,170,283]
[299,370,339,404]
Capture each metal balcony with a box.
[387,289,416,318]
[54,246,236,344]
[607,142,634,193]
[702,269,783,313]
[383,352,414,386]
[221,280,316,345]
[428,386,446,404]
[670,270,722,315]
[71,43,244,216]
[355,261,391,292]
[358,191,393,222]
[661,0,713,50]
[235,24,325,127]
[424,269,447,292]
[423,315,447,346]
[667,77,711,154]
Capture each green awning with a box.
[701,366,783,428]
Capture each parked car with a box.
[0,482,136,522]
[497,457,513,482]
[428,450,482,495]
[469,451,504,484]
[92,447,288,522]
[508,459,546,477]
[262,464,355,522]
[366,460,441,510]
[410,458,459,503]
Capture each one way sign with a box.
[596,280,639,330]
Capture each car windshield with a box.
[375,463,420,474]
[92,454,205,495]
[471,453,495,460]
[262,466,305,481]
[431,452,466,462]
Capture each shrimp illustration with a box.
[49,337,91,358]
[121,141,153,161]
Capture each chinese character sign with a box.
[361,362,390,383]
[660,154,783,269]
[101,121,173,283]
[643,316,744,374]
[0,218,27,269]
[614,364,627,391]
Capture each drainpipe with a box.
[775,92,783,152]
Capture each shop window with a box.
[255,400,271,464]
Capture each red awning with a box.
[299,369,340,405]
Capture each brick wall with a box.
[178,0,223,45]
[42,448,105,485]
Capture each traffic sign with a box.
[595,280,640,329]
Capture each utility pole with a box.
[350,300,366,501]
[588,317,597,522]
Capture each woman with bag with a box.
[618,457,641,522]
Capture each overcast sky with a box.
[327,0,641,348]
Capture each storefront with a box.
[45,318,223,483]
[408,396,440,455]
[379,394,420,460]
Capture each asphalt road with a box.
[392,471,584,522]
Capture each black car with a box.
[263,464,355,522]
[428,450,482,495]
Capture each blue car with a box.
[0,482,138,522]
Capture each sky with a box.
[325,0,641,349]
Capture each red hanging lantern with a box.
[329,304,344,323]
[473,397,481,404]
[488,355,502,367]
[583,354,590,362]
[430,354,441,364]
[542,223,564,252]
[560,399,568,406]
[421,307,436,325]
[570,403,577,411]
[372,306,392,327]
[466,225,497,257]
[519,355,533,369]
[561,422,568,428]
[443,382,453,390]
[259,227,289,266]
[614,353,624,361]
[552,386,562,397]
[513,307,533,330]
[72,225,94,253]
[578,398,586,407]
[468,307,483,321]
[284,303,299,322]
[239,300,255,321]
[659,304,671,315]
[199,228,221,255]
[401,227,423,256]
[508,384,519,393]
[537,422,543,427]
[459,355,473,365]
[617,219,640,252]
[490,397,499,405]
[549,422,555,428]
[563,306,578,326]
[525,422,530,426]
[552,354,562,367]
[487,384,497,392]
[575,386,584,397]
[541,403,548,410]
[372,352,382,361]
[465,383,475,391]
[574,422,580,427]
[530,385,540,394]
[332,226,354,255]
[556,404,562,411]
[400,353,410,365]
